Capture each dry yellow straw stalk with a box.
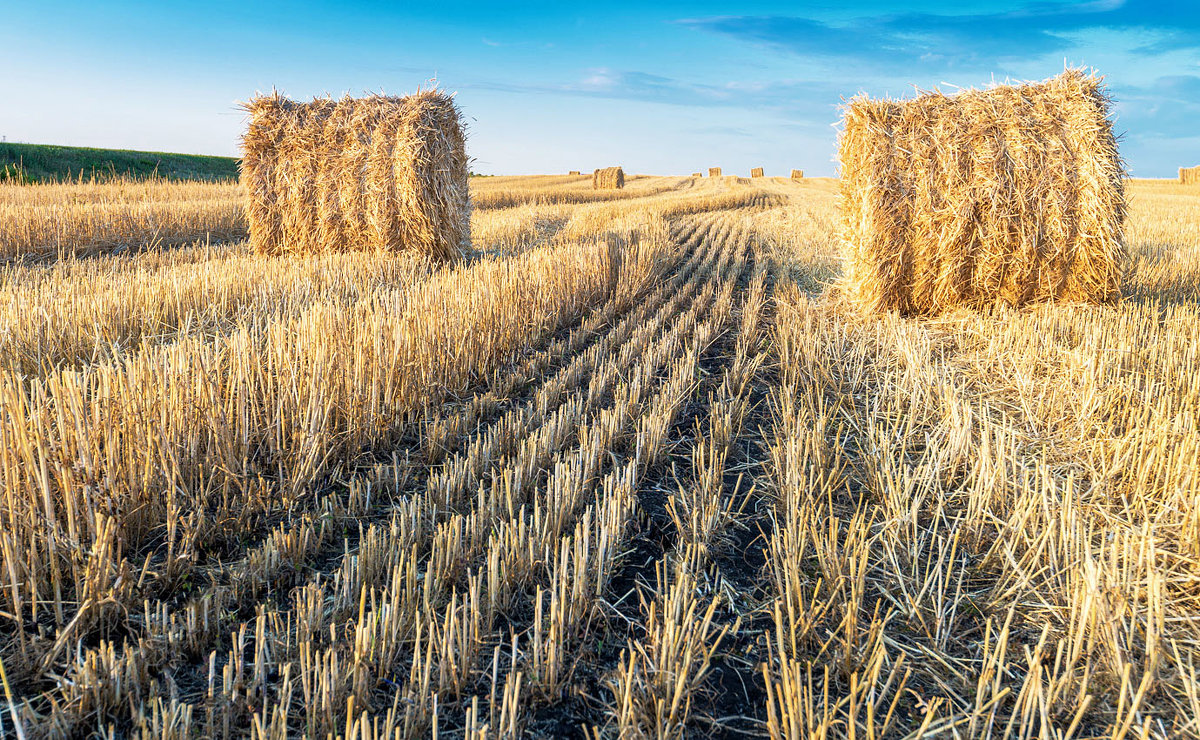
[750,167,764,178]
[837,69,1127,315]
[240,89,469,261]
[708,167,721,177]
[1179,166,1200,185]
[593,166,625,190]
[790,169,804,180]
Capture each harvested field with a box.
[0,173,1197,739]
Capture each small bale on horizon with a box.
[750,167,764,178]
[691,172,703,177]
[708,167,721,177]
[837,69,1126,316]
[240,90,469,261]
[592,166,625,190]
[569,170,581,175]
[791,169,804,180]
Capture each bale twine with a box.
[240,89,469,261]
[837,69,1126,315]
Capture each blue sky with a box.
[2,1,1198,176]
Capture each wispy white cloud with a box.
[679,0,1200,69]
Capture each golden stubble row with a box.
[761,280,1200,737]
[28,207,745,737]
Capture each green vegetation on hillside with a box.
[0,142,240,183]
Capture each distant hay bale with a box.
[750,167,764,178]
[1180,166,1200,185]
[592,166,625,190]
[569,170,581,175]
[837,69,1126,316]
[691,172,703,177]
[791,169,804,180]
[708,167,722,177]
[240,90,469,260]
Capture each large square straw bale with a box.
[837,70,1126,315]
[241,90,469,260]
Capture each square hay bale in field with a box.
[750,167,764,178]
[791,169,804,180]
[691,172,703,177]
[240,90,469,261]
[593,166,625,189]
[837,69,1127,315]
[569,170,581,175]
[708,167,722,177]
[1180,166,1200,185]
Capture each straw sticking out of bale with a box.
[791,169,804,180]
[750,167,764,178]
[708,167,721,177]
[1180,166,1200,185]
[593,166,625,190]
[837,69,1127,316]
[240,89,469,261]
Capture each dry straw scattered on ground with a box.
[838,69,1127,315]
[592,166,625,190]
[241,89,470,261]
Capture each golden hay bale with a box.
[1179,166,1200,185]
[708,167,722,177]
[569,170,581,175]
[837,69,1126,316]
[691,172,703,177]
[240,90,469,261]
[750,167,764,178]
[592,166,625,190]
[791,169,804,180]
